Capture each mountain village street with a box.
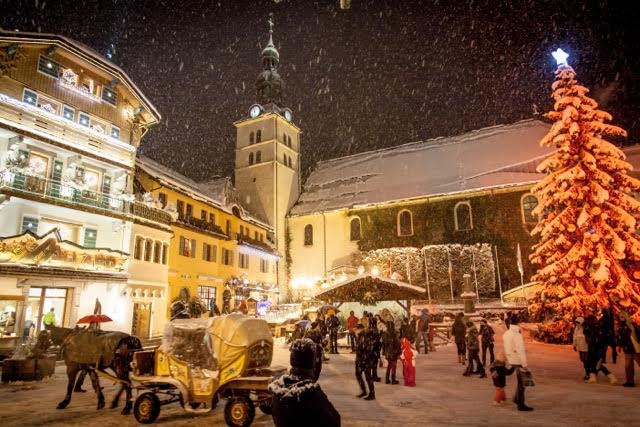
[1,323,639,427]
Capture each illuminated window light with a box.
[46,62,53,69]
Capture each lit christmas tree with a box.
[529,49,640,340]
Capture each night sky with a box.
[2,0,639,182]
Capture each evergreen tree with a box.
[529,50,640,340]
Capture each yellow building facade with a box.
[135,157,279,315]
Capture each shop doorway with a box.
[132,302,151,338]
[26,287,69,333]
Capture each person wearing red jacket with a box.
[346,311,358,353]
[400,337,417,387]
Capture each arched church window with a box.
[454,202,473,231]
[248,152,254,165]
[256,130,262,143]
[397,209,413,236]
[256,151,262,163]
[304,224,313,246]
[521,194,538,224]
[288,156,292,168]
[249,132,254,145]
[350,217,361,241]
[283,154,288,165]
[288,136,292,148]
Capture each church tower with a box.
[234,15,301,298]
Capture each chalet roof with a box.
[290,119,553,216]
[0,29,160,125]
[135,156,271,230]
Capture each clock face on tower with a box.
[249,105,262,118]
[284,109,292,122]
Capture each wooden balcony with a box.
[0,93,135,168]
[131,201,172,226]
[0,170,130,216]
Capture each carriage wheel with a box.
[224,396,255,427]
[133,392,160,424]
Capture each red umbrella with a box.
[76,314,113,324]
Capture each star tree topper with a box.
[552,48,569,67]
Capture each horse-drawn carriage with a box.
[130,314,286,426]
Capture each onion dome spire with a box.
[256,13,283,106]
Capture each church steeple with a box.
[256,13,284,107]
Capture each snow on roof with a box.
[0,29,160,123]
[136,156,271,229]
[290,119,553,216]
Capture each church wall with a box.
[288,209,359,293]
[351,187,538,293]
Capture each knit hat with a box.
[575,316,584,324]
[289,338,316,377]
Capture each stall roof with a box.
[314,274,426,302]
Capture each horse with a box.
[34,326,141,414]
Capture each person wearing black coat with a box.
[479,320,495,366]
[368,316,383,382]
[451,313,467,364]
[600,307,617,364]
[584,313,616,384]
[618,311,640,387]
[326,313,341,354]
[304,322,325,381]
[400,316,415,343]
[270,338,340,427]
[355,323,376,400]
[381,319,401,384]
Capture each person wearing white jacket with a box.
[502,314,533,411]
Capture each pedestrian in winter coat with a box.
[502,314,532,411]
[601,307,617,364]
[479,320,495,366]
[346,311,358,353]
[489,353,514,405]
[368,316,383,382]
[355,323,376,400]
[270,338,341,427]
[584,313,617,384]
[400,337,417,387]
[463,321,486,377]
[452,313,467,364]
[326,312,341,354]
[381,319,401,384]
[572,317,590,380]
[618,310,640,387]
[304,322,324,381]
[416,309,430,354]
[400,316,415,343]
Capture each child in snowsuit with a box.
[489,354,514,405]
[400,337,417,387]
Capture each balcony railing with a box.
[0,170,130,215]
[236,234,277,253]
[177,214,228,238]
[131,201,172,225]
[0,94,135,168]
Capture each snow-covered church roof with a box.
[136,156,271,229]
[290,119,553,216]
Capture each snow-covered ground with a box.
[1,323,639,427]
